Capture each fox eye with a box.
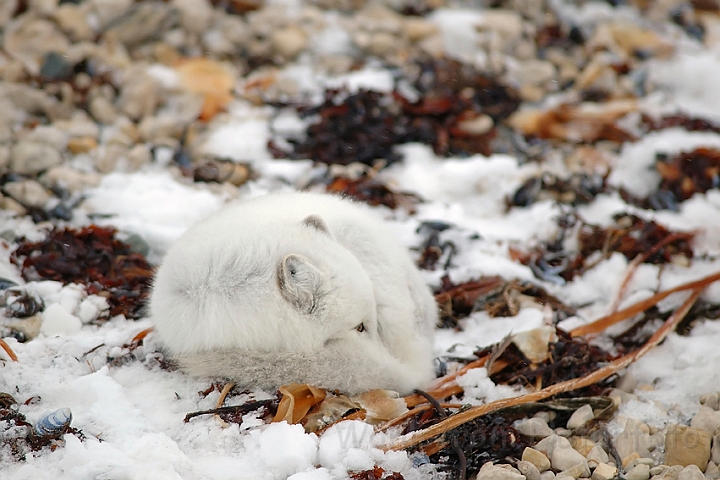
[355,323,366,333]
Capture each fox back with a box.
[150,192,438,394]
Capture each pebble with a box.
[3,17,70,74]
[676,465,704,480]
[567,404,595,430]
[89,96,119,125]
[592,463,617,480]
[172,0,213,35]
[10,140,64,175]
[67,137,98,154]
[570,437,596,457]
[627,464,651,480]
[523,447,552,473]
[535,435,589,473]
[53,3,94,42]
[665,425,711,470]
[3,179,52,208]
[126,144,152,171]
[93,145,127,173]
[559,462,590,480]
[539,472,555,480]
[514,417,554,438]
[271,25,309,60]
[104,2,179,48]
[702,393,720,411]
[138,115,185,143]
[476,462,526,480]
[690,406,720,434]
[586,444,610,467]
[712,434,720,464]
[706,461,720,480]
[117,71,163,121]
[0,145,9,174]
[517,460,541,480]
[456,114,494,136]
[615,418,657,459]
[403,17,438,42]
[40,165,101,193]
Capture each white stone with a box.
[515,417,554,438]
[41,303,83,336]
[4,179,52,208]
[172,0,213,34]
[477,462,526,480]
[10,140,63,175]
[271,26,308,59]
[567,404,595,430]
[677,465,704,480]
[523,447,551,472]
[586,444,610,467]
[691,406,720,434]
[518,460,541,480]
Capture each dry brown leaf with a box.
[177,58,235,121]
[355,390,408,424]
[304,395,360,433]
[272,383,326,424]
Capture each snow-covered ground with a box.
[4,0,720,479]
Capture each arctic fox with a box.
[150,192,438,395]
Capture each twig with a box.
[608,231,695,314]
[570,270,720,337]
[214,382,236,427]
[385,287,703,451]
[375,403,464,432]
[184,400,271,423]
[0,338,18,362]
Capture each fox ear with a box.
[302,215,330,236]
[278,254,323,314]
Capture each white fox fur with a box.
[150,192,438,394]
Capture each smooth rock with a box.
[126,144,152,171]
[172,0,213,34]
[25,125,68,150]
[626,464,651,480]
[592,463,617,480]
[691,406,720,434]
[368,31,400,57]
[539,472,555,480]
[39,165,101,193]
[10,140,63,175]
[514,417,554,438]
[117,71,162,121]
[559,462,590,480]
[138,115,185,143]
[570,437,596,457]
[552,444,589,472]
[677,465,704,480]
[4,180,51,208]
[0,145,9,174]
[39,52,74,81]
[701,393,720,411]
[518,460,540,480]
[476,462,526,480]
[0,194,27,216]
[567,404,595,430]
[89,96,119,124]
[104,2,179,48]
[93,145,127,173]
[403,17,438,42]
[711,434,720,464]
[523,447,552,473]
[706,461,720,480]
[616,418,656,459]
[41,303,82,336]
[54,3,94,42]
[271,25,308,59]
[652,465,683,480]
[665,425,712,470]
[586,444,609,467]
[67,137,98,154]
[457,114,494,136]
[4,17,70,74]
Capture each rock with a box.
[475,10,524,48]
[476,462,526,480]
[706,461,720,480]
[368,31,400,57]
[554,428,572,437]
[616,418,656,459]
[25,126,68,151]
[586,444,609,467]
[701,393,720,411]
[592,463,618,480]
[570,437,596,457]
[514,417,554,438]
[172,0,213,34]
[53,3,94,42]
[10,140,63,175]
[567,404,595,430]
[712,434,720,464]
[93,145,127,173]
[456,114,494,136]
[676,465,704,480]
[559,462,590,480]
[535,435,589,473]
[39,165,101,193]
[138,115,185,143]
[403,17,438,42]
[665,425,712,470]
[539,472,555,480]
[117,71,162,121]
[270,25,308,59]
[104,2,179,48]
[0,194,27,216]
[0,145,9,174]
[67,137,98,154]
[626,464,651,480]
[4,179,52,208]
[523,447,551,473]
[691,406,720,434]
[518,460,541,480]
[3,17,70,74]
[89,96,119,125]
[652,465,683,480]
[126,144,152,171]
[39,52,74,81]
[41,303,82,336]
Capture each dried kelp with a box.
[11,226,154,319]
[508,173,607,208]
[434,276,574,328]
[322,173,419,212]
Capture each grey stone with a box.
[517,460,541,480]
[626,464,651,480]
[104,3,179,48]
[677,465,704,480]
[476,462,526,480]
[10,140,63,175]
[117,71,162,121]
[3,17,70,74]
